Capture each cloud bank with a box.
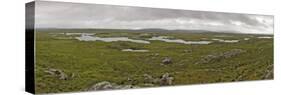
[35,1,274,34]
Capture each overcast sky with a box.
[35,1,274,34]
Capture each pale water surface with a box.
[148,36,212,44]
[66,33,95,36]
[122,49,149,52]
[212,38,239,43]
[244,38,250,40]
[75,34,150,44]
[257,36,273,39]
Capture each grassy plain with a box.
[35,29,273,93]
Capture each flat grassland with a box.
[35,29,273,93]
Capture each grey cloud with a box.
[35,1,273,34]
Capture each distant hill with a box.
[36,28,272,35]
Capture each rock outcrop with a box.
[44,68,68,80]
[143,73,174,86]
[159,73,174,85]
[87,73,175,91]
[86,81,139,91]
[86,81,113,91]
[143,74,154,83]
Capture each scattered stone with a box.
[160,73,174,85]
[87,73,175,91]
[143,74,154,83]
[262,64,274,79]
[44,68,68,80]
[142,73,175,86]
[263,69,273,79]
[196,49,246,64]
[86,81,113,91]
[222,49,246,58]
[235,75,243,81]
[198,55,221,64]
[86,81,139,91]
[44,69,56,76]
[126,77,137,85]
[184,49,192,53]
[114,85,139,89]
[127,77,133,82]
[59,72,68,80]
[162,57,173,64]
[71,73,76,79]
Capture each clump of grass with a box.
[106,42,145,50]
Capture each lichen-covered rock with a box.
[87,81,113,91]
[160,73,174,85]
[142,73,175,86]
[114,85,139,89]
[162,57,172,64]
[263,64,274,79]
[58,72,68,80]
[86,81,139,91]
[263,69,273,79]
[44,68,68,80]
[143,74,154,83]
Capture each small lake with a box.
[257,36,273,39]
[66,33,95,36]
[148,36,212,44]
[212,38,239,43]
[70,33,214,45]
[75,34,150,44]
[214,35,233,38]
[122,49,149,52]
[244,38,250,40]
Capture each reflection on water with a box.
[148,36,212,44]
